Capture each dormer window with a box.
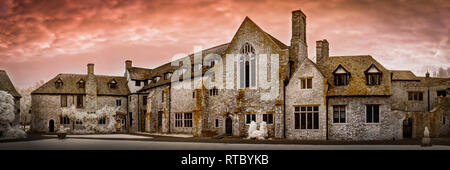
[108,79,117,89]
[55,78,63,89]
[164,73,172,80]
[365,64,382,86]
[77,79,85,88]
[333,65,350,86]
[153,76,161,83]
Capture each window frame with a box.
[294,106,319,130]
[365,64,382,86]
[366,104,380,123]
[263,113,273,124]
[60,95,67,107]
[246,114,256,124]
[333,105,346,123]
[300,77,313,89]
[333,65,350,86]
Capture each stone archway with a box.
[49,120,54,132]
[225,116,232,136]
[403,118,413,139]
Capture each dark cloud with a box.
[0,0,448,88]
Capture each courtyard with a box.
[1,134,450,150]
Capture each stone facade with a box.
[30,9,450,140]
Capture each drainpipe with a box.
[168,84,172,133]
[137,93,140,132]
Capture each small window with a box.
[98,117,106,124]
[55,78,63,89]
[162,92,164,102]
[246,114,256,124]
[60,95,67,107]
[109,79,117,89]
[365,65,382,86]
[333,65,350,86]
[116,99,122,106]
[76,95,83,108]
[135,80,141,86]
[263,114,273,124]
[192,91,195,98]
[75,121,82,125]
[175,113,183,127]
[129,112,133,126]
[60,116,70,124]
[443,117,446,125]
[366,105,380,123]
[77,79,85,88]
[333,105,346,123]
[209,87,219,96]
[164,73,172,80]
[184,113,193,127]
[215,119,219,128]
[408,92,423,101]
[143,80,148,86]
[143,96,147,105]
[300,78,312,89]
[437,90,446,97]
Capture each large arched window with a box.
[239,43,256,88]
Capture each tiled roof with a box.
[32,74,130,96]
[317,55,392,96]
[0,70,21,98]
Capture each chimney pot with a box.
[87,63,94,75]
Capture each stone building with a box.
[30,9,449,140]
[31,64,129,132]
[0,70,22,126]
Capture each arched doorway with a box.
[225,117,232,136]
[49,120,54,132]
[157,111,163,132]
[403,118,412,138]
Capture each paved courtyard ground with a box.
[1,134,450,150]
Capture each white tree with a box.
[0,91,26,139]
[59,105,119,134]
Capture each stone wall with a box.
[285,60,327,140]
[31,94,127,133]
[327,96,396,140]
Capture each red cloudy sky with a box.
[0,0,449,88]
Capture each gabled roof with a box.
[138,43,230,92]
[317,55,391,96]
[390,70,419,81]
[225,17,288,55]
[32,74,130,96]
[138,16,288,92]
[0,70,21,98]
[127,67,153,80]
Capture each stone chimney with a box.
[289,9,308,77]
[316,39,329,63]
[86,63,97,112]
[87,63,94,75]
[126,60,132,70]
